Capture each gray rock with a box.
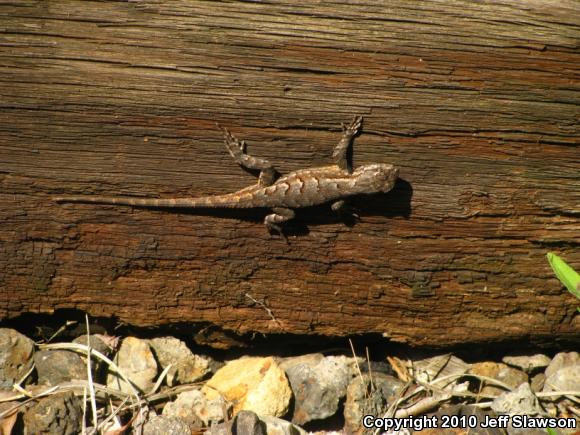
[72,334,111,356]
[72,334,112,382]
[544,365,580,393]
[233,411,266,435]
[542,351,580,415]
[541,351,580,420]
[284,355,355,425]
[491,382,543,417]
[34,349,86,385]
[148,337,211,386]
[430,405,504,435]
[261,415,308,435]
[502,354,551,373]
[414,354,470,383]
[530,373,545,392]
[142,415,190,435]
[23,391,82,435]
[278,353,325,371]
[0,328,34,388]
[207,357,225,375]
[506,426,547,435]
[162,388,227,428]
[544,352,580,379]
[344,372,405,433]
[72,334,111,360]
[206,410,266,435]
[471,362,529,397]
[359,360,395,376]
[506,417,549,435]
[205,422,228,434]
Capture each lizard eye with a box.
[375,166,398,192]
[354,164,397,193]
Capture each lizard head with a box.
[353,164,399,193]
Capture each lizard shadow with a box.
[159,178,412,237]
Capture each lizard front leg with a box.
[219,125,278,187]
[331,115,363,174]
[264,207,295,240]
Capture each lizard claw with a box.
[266,223,289,244]
[347,115,363,136]
[221,125,247,155]
[332,200,361,223]
[279,232,289,244]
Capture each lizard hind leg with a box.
[264,207,295,241]
[332,115,363,174]
[218,124,278,187]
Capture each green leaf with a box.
[546,252,580,299]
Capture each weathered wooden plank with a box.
[0,0,578,346]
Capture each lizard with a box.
[54,116,399,236]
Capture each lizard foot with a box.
[341,115,363,137]
[264,207,295,243]
[217,122,278,186]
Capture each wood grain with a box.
[1,0,578,346]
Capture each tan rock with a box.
[470,361,528,397]
[0,328,35,388]
[149,337,211,386]
[202,356,291,417]
[107,336,158,394]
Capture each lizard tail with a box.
[53,194,248,208]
